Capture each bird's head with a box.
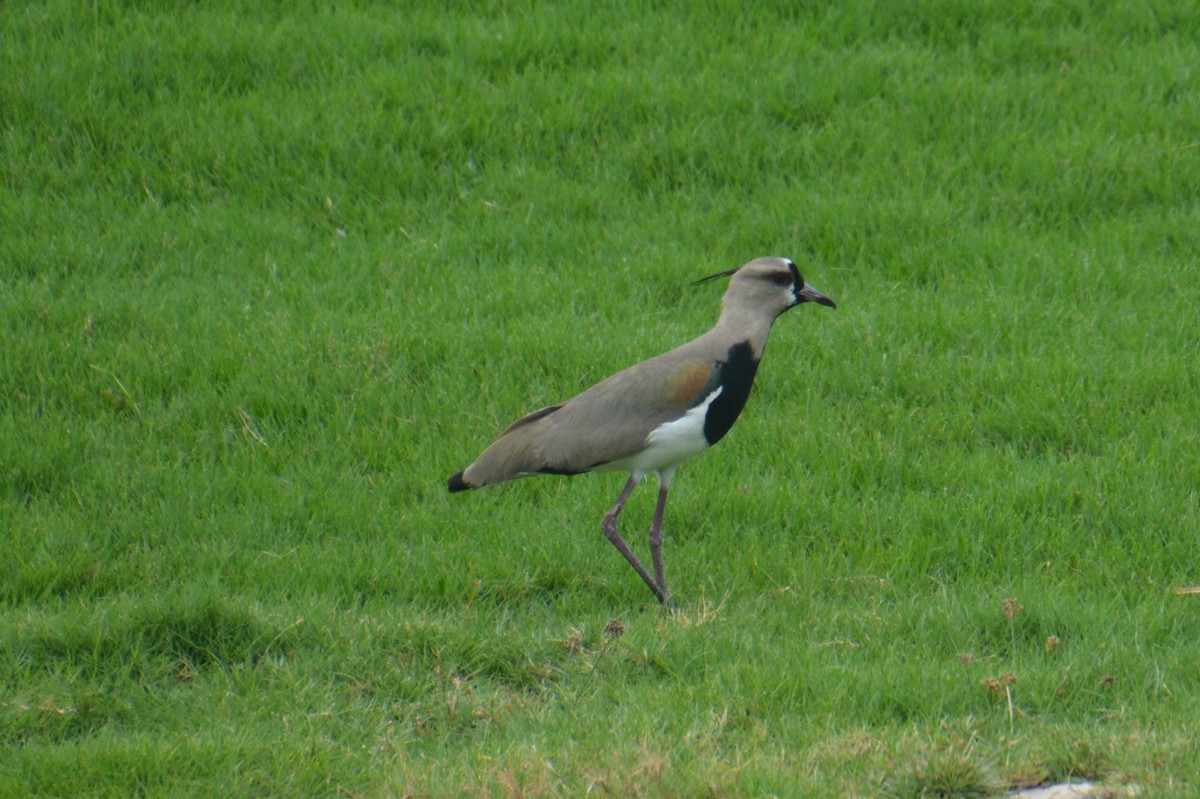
[694,256,836,318]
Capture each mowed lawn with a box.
[3,2,1199,796]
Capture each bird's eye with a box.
[769,272,792,287]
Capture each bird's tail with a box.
[447,470,472,492]
[446,436,534,491]
[446,404,567,493]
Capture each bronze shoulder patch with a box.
[666,361,715,406]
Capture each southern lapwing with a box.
[447,256,836,606]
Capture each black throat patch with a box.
[703,341,760,445]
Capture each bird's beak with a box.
[799,283,837,309]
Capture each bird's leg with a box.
[601,476,669,605]
[648,483,670,605]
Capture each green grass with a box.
[3,0,1199,796]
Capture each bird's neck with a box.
[711,308,776,358]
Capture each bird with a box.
[447,256,836,606]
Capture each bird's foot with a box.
[654,583,677,613]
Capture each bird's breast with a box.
[701,341,760,445]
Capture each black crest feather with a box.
[691,268,739,286]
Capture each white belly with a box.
[597,387,721,484]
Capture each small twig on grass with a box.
[89,364,142,415]
[817,639,860,648]
[236,407,269,448]
[1005,681,1015,734]
[262,616,305,661]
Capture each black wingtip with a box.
[447,471,471,493]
